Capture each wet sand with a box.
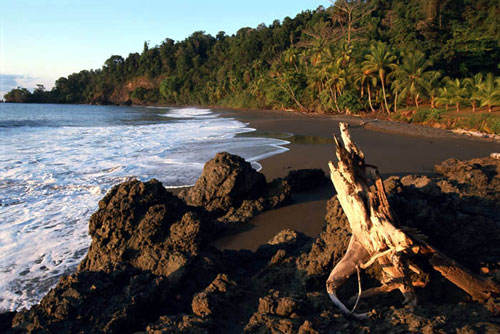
[213,109,500,251]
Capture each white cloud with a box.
[0,73,55,99]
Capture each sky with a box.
[1,0,331,98]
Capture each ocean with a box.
[0,103,289,311]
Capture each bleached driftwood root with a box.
[326,122,500,319]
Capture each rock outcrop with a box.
[179,152,291,224]
[179,152,267,213]
[5,155,500,333]
[10,179,221,334]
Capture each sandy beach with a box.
[214,109,500,251]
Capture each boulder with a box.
[180,152,291,224]
[179,152,266,213]
[79,178,207,276]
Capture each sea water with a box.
[0,103,289,311]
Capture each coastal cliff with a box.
[3,153,500,333]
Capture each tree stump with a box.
[326,122,500,319]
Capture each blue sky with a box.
[1,0,330,97]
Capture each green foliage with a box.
[361,41,398,114]
[131,87,147,101]
[475,73,500,112]
[452,113,500,134]
[4,0,500,120]
[338,90,363,114]
[3,87,32,103]
[410,109,431,123]
[392,51,432,108]
[404,108,445,123]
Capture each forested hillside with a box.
[5,0,500,120]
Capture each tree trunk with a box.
[379,71,390,114]
[367,85,376,113]
[326,122,500,318]
[394,89,398,114]
[331,87,341,113]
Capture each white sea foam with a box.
[0,107,289,311]
[162,107,214,118]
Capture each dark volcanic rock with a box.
[245,290,305,333]
[180,152,291,224]
[10,179,219,334]
[191,273,238,318]
[285,169,328,193]
[297,196,351,277]
[12,267,172,334]
[435,157,500,203]
[179,152,267,213]
[7,156,500,334]
[79,178,205,276]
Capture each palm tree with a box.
[354,67,378,113]
[309,60,330,110]
[443,78,468,112]
[462,73,483,112]
[476,73,500,112]
[282,47,300,72]
[422,71,442,109]
[325,61,347,113]
[392,51,432,109]
[361,42,398,114]
[391,79,401,113]
[436,85,452,111]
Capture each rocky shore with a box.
[2,152,500,333]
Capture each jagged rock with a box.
[298,320,319,334]
[10,179,217,334]
[435,157,500,203]
[218,178,291,224]
[191,274,238,318]
[258,229,310,256]
[387,174,500,272]
[245,290,305,334]
[179,152,266,213]
[180,152,291,224]
[285,169,328,193]
[11,267,173,334]
[257,290,302,317]
[79,179,208,277]
[179,152,290,224]
[297,196,351,277]
[7,156,500,334]
[268,229,306,247]
[145,315,213,334]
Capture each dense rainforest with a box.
[4,0,500,127]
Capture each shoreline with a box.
[3,106,500,333]
[213,108,500,251]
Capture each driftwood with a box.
[326,122,500,319]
